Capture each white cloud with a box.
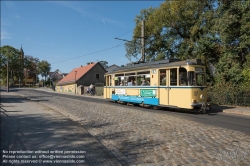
[4,1,16,9]
[51,1,88,15]
[15,14,21,19]
[1,30,11,40]
[1,22,8,26]
[51,1,125,28]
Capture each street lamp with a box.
[75,71,77,94]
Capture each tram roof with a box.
[106,58,203,74]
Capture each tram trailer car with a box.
[104,59,211,113]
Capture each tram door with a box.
[159,69,169,105]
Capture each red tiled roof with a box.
[57,63,97,85]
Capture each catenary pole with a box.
[141,20,145,62]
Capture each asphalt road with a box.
[4,88,250,135]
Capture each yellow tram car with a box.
[103,59,211,113]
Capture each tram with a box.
[103,59,211,113]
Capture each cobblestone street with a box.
[2,90,250,166]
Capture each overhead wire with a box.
[117,29,134,38]
[51,44,123,64]
[51,29,133,64]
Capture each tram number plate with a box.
[140,89,156,97]
[194,91,198,96]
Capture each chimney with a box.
[87,62,90,65]
[81,65,83,67]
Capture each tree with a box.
[98,60,108,68]
[213,0,250,85]
[24,55,40,83]
[125,0,250,86]
[0,45,24,85]
[38,60,51,86]
[125,0,218,63]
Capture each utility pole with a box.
[141,20,145,62]
[115,20,145,64]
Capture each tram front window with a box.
[188,71,206,86]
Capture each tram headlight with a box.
[200,94,204,99]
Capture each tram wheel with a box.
[153,106,159,110]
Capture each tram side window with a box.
[115,74,125,86]
[144,75,150,86]
[137,71,150,86]
[159,69,166,86]
[128,76,136,86]
[188,72,195,86]
[196,74,206,86]
[114,77,120,86]
[124,77,128,86]
[179,68,188,85]
[137,75,150,86]
[188,71,206,86]
[170,68,177,86]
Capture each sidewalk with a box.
[0,91,121,166]
[212,105,250,116]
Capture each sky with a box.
[1,1,164,73]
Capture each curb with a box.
[222,110,250,116]
[212,105,250,116]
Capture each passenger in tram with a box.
[141,80,147,86]
[179,73,187,85]
[120,82,124,86]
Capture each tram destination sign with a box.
[140,89,156,97]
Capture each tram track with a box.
[7,88,250,135]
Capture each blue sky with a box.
[1,1,164,73]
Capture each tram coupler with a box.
[192,102,210,113]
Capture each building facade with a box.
[56,62,106,94]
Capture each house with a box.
[105,64,119,73]
[56,62,106,94]
[48,69,68,85]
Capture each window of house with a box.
[96,74,99,79]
